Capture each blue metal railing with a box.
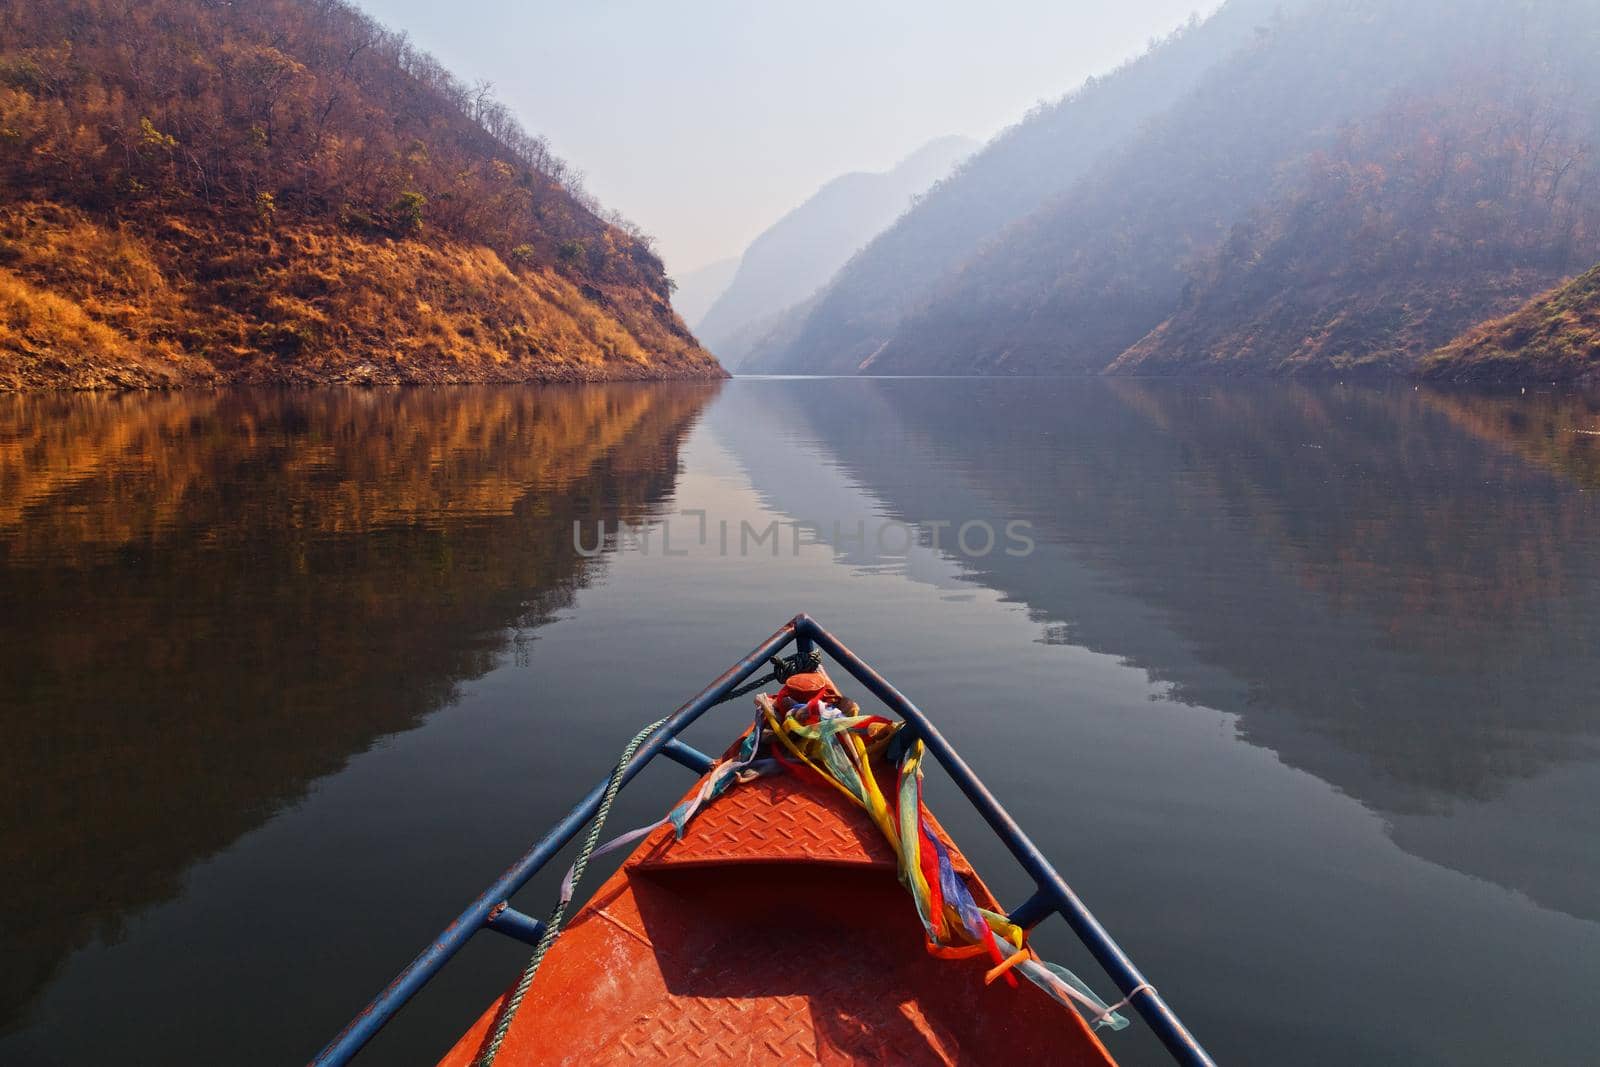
[311,615,1214,1066]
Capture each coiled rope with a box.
[709,650,821,707]
[472,648,826,1064]
[474,715,666,1067]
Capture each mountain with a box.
[742,0,1300,373]
[1110,74,1600,376]
[669,256,738,330]
[697,135,975,367]
[868,0,1600,377]
[750,0,1600,380]
[0,0,722,391]
[1422,265,1600,385]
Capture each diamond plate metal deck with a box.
[631,771,898,870]
[437,768,1114,1067]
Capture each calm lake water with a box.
[3,377,1599,1065]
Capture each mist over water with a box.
[3,378,1599,1065]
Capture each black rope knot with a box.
[769,649,821,682]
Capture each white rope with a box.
[1099,982,1155,1024]
[1021,959,1127,1021]
[554,720,769,903]
[557,817,671,903]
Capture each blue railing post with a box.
[1006,888,1056,931]
[796,624,815,668]
[661,737,716,773]
[484,904,547,946]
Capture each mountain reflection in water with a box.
[0,383,719,1033]
[778,379,1600,920]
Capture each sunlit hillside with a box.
[0,0,723,389]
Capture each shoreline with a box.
[0,358,729,394]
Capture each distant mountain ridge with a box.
[669,257,739,331]
[697,135,975,368]
[742,0,1303,373]
[748,0,1600,383]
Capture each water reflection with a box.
[5,377,1597,1066]
[773,379,1600,918]
[0,383,719,1032]
[1420,388,1600,490]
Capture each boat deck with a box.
[439,772,1115,1065]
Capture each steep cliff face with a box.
[0,0,724,390]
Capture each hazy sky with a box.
[358,1,1218,275]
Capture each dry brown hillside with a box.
[1421,265,1600,384]
[1109,78,1600,378]
[0,0,723,390]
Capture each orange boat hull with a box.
[440,770,1116,1066]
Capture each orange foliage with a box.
[1425,264,1600,383]
[0,0,721,388]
